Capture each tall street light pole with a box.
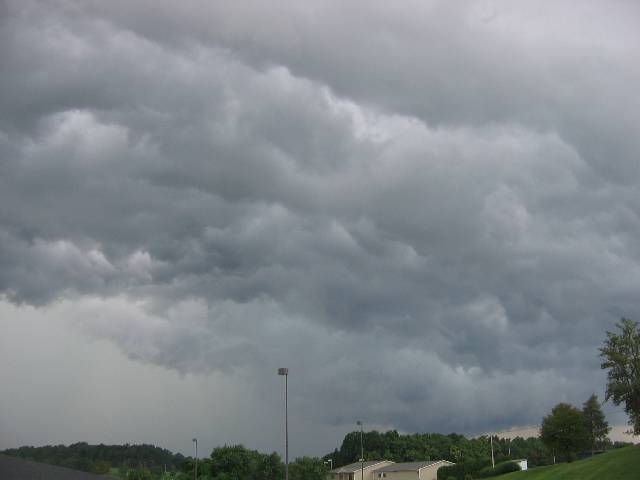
[490,434,495,469]
[356,421,363,480]
[278,368,289,480]
[192,438,198,480]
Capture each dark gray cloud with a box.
[1,0,639,456]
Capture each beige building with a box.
[328,461,395,480]
[373,461,454,480]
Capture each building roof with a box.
[331,461,393,473]
[0,455,112,480]
[374,461,453,472]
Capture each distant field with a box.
[500,446,640,480]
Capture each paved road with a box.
[0,455,112,480]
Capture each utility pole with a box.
[357,421,364,480]
[278,368,289,480]
[192,438,198,480]
[490,435,495,468]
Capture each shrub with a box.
[437,459,491,480]
[94,460,111,474]
[126,467,153,480]
[476,461,521,478]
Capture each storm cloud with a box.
[1,0,639,456]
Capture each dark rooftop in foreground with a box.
[0,455,111,480]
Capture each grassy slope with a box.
[500,446,639,480]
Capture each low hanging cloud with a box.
[1,0,639,453]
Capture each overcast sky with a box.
[1,0,640,458]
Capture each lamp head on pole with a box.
[278,368,289,376]
[356,421,362,426]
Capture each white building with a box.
[328,461,395,480]
[373,461,454,480]
[513,459,527,471]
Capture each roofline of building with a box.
[330,460,393,473]
[417,460,454,471]
[374,460,455,473]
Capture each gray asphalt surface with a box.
[0,455,112,480]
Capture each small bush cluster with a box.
[476,461,521,478]
[437,458,491,480]
[126,467,153,480]
[438,459,520,480]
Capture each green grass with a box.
[499,446,639,480]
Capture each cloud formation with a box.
[1,0,639,455]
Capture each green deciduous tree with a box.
[208,445,282,480]
[289,456,325,480]
[600,318,640,434]
[126,467,153,480]
[254,452,284,480]
[210,445,254,480]
[540,403,589,462]
[582,394,610,454]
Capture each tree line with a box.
[1,442,184,476]
[322,430,554,468]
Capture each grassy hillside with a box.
[500,446,639,480]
